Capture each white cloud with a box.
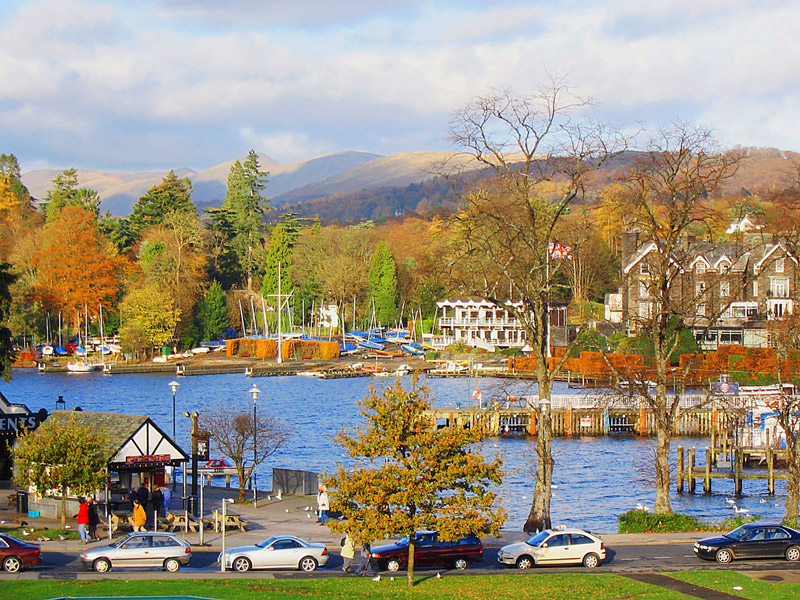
[238,128,338,164]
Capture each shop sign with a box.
[126,454,171,464]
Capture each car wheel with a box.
[164,558,181,572]
[582,553,600,568]
[453,558,468,571]
[516,555,534,569]
[2,556,22,573]
[785,546,800,562]
[93,558,111,573]
[386,558,402,572]
[232,557,252,572]
[715,548,734,564]
[299,556,318,572]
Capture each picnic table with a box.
[211,509,251,532]
[109,512,134,533]
[166,511,202,533]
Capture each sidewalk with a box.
[2,483,705,554]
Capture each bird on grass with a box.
[372,575,381,581]
[436,572,442,579]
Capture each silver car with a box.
[80,532,192,573]
[497,528,606,568]
[219,535,329,572]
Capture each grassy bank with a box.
[618,509,758,533]
[1,573,690,600]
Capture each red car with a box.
[0,533,42,573]
[370,531,483,571]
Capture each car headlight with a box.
[80,553,88,559]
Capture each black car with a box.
[694,523,800,564]
[370,531,483,571]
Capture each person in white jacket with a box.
[317,484,330,524]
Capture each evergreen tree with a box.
[197,280,229,340]
[129,170,195,238]
[0,262,17,381]
[0,154,32,210]
[223,150,270,291]
[324,379,505,586]
[43,168,101,222]
[368,241,398,325]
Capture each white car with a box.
[219,535,329,572]
[497,528,606,569]
[80,532,191,573]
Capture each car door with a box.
[114,535,152,567]
[538,534,573,564]
[763,527,792,557]
[736,527,768,558]
[150,535,181,565]
[414,533,438,566]
[267,538,302,568]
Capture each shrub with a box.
[618,510,708,533]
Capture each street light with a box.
[168,381,180,440]
[183,410,199,500]
[220,498,235,572]
[249,384,260,503]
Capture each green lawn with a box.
[669,570,800,600]
[1,573,692,600]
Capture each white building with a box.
[436,299,527,350]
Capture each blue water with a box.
[2,369,790,532]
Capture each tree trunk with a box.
[654,421,673,513]
[61,486,67,528]
[237,464,247,503]
[524,404,553,532]
[785,435,800,525]
[407,537,416,586]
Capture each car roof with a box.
[542,528,596,535]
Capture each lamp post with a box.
[220,498,235,572]
[168,381,180,440]
[250,384,260,503]
[183,411,199,499]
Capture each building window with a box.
[640,263,650,275]
[753,281,759,297]
[639,281,648,298]
[720,281,730,297]
[695,282,706,296]
[776,257,785,273]
[695,261,706,274]
[771,278,789,298]
[697,304,706,316]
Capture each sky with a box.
[1,0,798,173]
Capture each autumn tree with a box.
[30,206,126,329]
[0,262,16,381]
[324,380,505,586]
[42,168,101,222]
[129,171,196,239]
[13,413,107,527]
[224,151,270,291]
[368,241,399,325]
[118,285,180,357]
[446,83,626,532]
[617,122,744,513]
[0,154,32,211]
[200,406,290,503]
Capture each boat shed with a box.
[44,410,188,506]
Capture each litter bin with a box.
[184,495,198,517]
[16,491,28,514]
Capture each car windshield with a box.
[256,536,279,548]
[526,531,550,547]
[725,526,752,541]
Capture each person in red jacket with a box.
[77,497,89,544]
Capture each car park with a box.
[80,532,191,573]
[219,535,328,572]
[0,533,41,573]
[370,531,483,571]
[497,528,606,568]
[694,523,800,564]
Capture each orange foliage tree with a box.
[30,206,127,325]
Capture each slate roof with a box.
[46,409,149,461]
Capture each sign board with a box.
[126,454,171,464]
[196,437,210,461]
[712,382,739,395]
[580,417,592,428]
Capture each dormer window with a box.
[695,261,706,274]
[776,257,785,273]
[640,263,650,275]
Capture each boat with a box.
[66,361,98,373]
[198,458,238,477]
[358,339,385,351]
[191,346,211,354]
[401,341,426,356]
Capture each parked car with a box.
[0,533,42,573]
[80,532,191,573]
[219,535,328,572]
[694,523,800,564]
[370,531,483,572]
[497,528,606,568]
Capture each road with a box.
[23,541,800,580]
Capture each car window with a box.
[417,534,436,547]
[547,535,570,547]
[746,528,767,541]
[570,534,595,545]
[272,539,301,550]
[766,528,790,540]
[459,536,479,545]
[527,531,549,547]
[0,538,8,548]
[152,536,180,547]
[725,526,750,541]
[122,536,150,549]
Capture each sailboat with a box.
[67,305,98,372]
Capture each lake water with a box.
[2,369,789,532]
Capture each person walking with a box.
[132,500,147,532]
[161,485,172,518]
[355,540,373,577]
[316,484,330,524]
[87,496,100,541]
[150,486,163,521]
[128,487,138,511]
[137,481,150,517]
[341,534,356,573]
[76,497,89,544]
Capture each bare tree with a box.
[444,81,628,532]
[618,121,745,513]
[201,406,291,502]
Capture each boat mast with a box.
[99,303,105,366]
[276,262,282,364]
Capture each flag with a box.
[548,242,572,259]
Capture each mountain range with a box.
[21,150,470,219]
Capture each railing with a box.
[510,394,752,410]
[438,317,521,327]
